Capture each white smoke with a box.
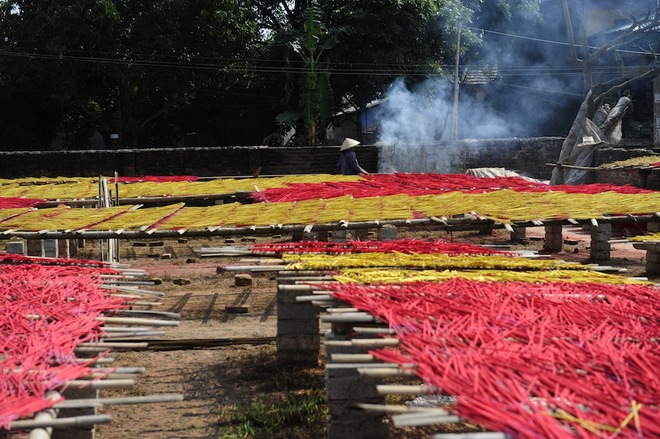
[374,76,518,173]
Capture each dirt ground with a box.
[17,225,651,439]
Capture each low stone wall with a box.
[0,138,655,180]
[0,146,379,178]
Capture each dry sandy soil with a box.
[12,225,652,439]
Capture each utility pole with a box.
[450,25,461,141]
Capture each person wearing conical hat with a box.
[337,138,369,175]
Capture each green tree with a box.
[249,0,449,144]
[0,0,258,149]
[327,0,447,142]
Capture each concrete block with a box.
[543,224,563,252]
[327,414,388,439]
[42,239,58,258]
[378,224,398,241]
[332,229,347,242]
[276,334,320,351]
[510,226,526,242]
[57,240,70,258]
[277,316,319,335]
[277,288,310,304]
[351,229,369,240]
[647,222,660,233]
[5,240,25,255]
[277,350,319,366]
[646,261,660,274]
[277,303,318,320]
[54,387,98,439]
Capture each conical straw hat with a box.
[340,138,360,151]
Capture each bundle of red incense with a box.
[0,197,46,208]
[251,238,509,256]
[0,263,128,428]
[324,279,659,438]
[251,173,653,203]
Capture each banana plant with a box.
[289,4,346,144]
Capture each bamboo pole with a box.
[278,284,324,292]
[126,301,164,307]
[433,433,510,439]
[351,338,399,348]
[296,294,333,302]
[79,357,114,365]
[357,368,415,378]
[97,316,179,327]
[321,313,377,323]
[53,393,184,409]
[102,327,152,333]
[113,310,180,319]
[101,331,166,339]
[100,285,165,297]
[352,327,394,334]
[355,403,449,415]
[92,367,145,374]
[325,307,360,313]
[326,363,414,369]
[225,265,286,272]
[330,353,376,363]
[107,293,147,299]
[103,279,157,286]
[312,300,338,306]
[8,415,112,430]
[276,276,335,282]
[62,379,135,390]
[75,341,150,350]
[79,372,140,380]
[376,384,437,396]
[392,412,461,427]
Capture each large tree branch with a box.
[587,7,660,64]
[249,1,290,31]
[595,66,660,102]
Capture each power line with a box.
[466,26,660,56]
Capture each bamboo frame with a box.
[4,213,659,240]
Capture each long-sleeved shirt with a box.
[338,150,363,175]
